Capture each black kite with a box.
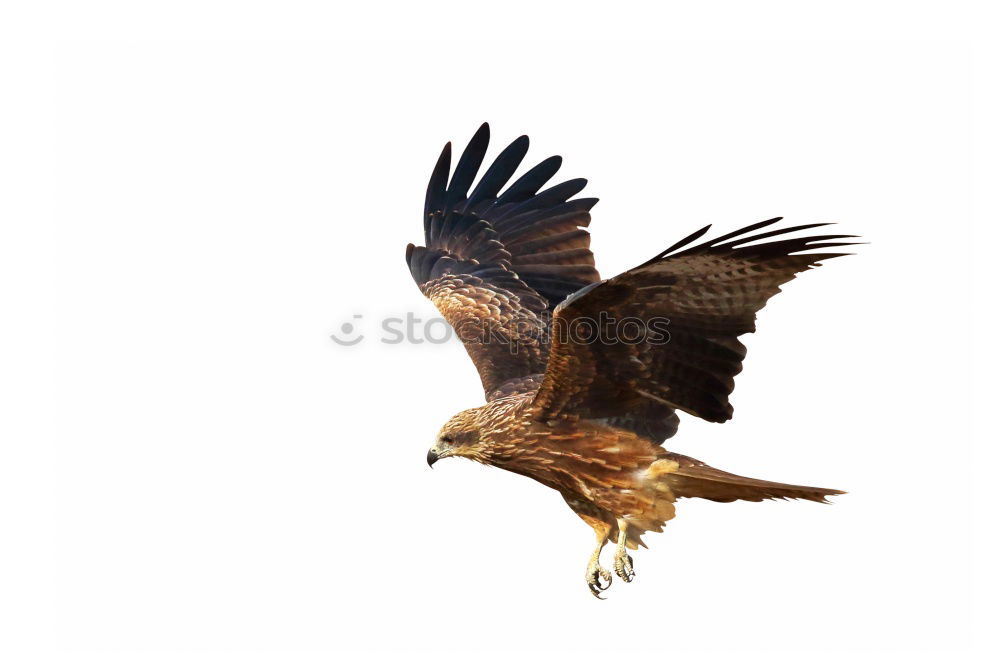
[408,124,856,597]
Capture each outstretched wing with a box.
[406,123,601,399]
[531,218,859,425]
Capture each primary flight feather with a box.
[407,123,856,597]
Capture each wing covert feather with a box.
[406,123,601,398]
[531,219,859,425]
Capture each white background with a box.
[2,3,996,665]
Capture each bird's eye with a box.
[440,435,454,444]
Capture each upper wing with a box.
[406,123,601,399]
[531,218,859,425]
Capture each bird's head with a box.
[427,408,485,467]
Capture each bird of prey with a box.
[408,123,855,597]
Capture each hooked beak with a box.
[426,448,439,468]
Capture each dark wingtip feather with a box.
[413,127,601,315]
[634,220,863,275]
[445,124,491,208]
[423,142,451,223]
[496,155,563,205]
[637,224,712,268]
[684,217,786,252]
[725,224,843,249]
[463,134,530,212]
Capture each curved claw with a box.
[588,580,608,598]
[586,566,612,598]
[614,552,635,583]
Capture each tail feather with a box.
[661,453,844,504]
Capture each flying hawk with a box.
[407,123,855,597]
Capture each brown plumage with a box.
[410,123,855,597]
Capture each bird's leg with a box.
[613,517,635,582]
[585,523,613,598]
